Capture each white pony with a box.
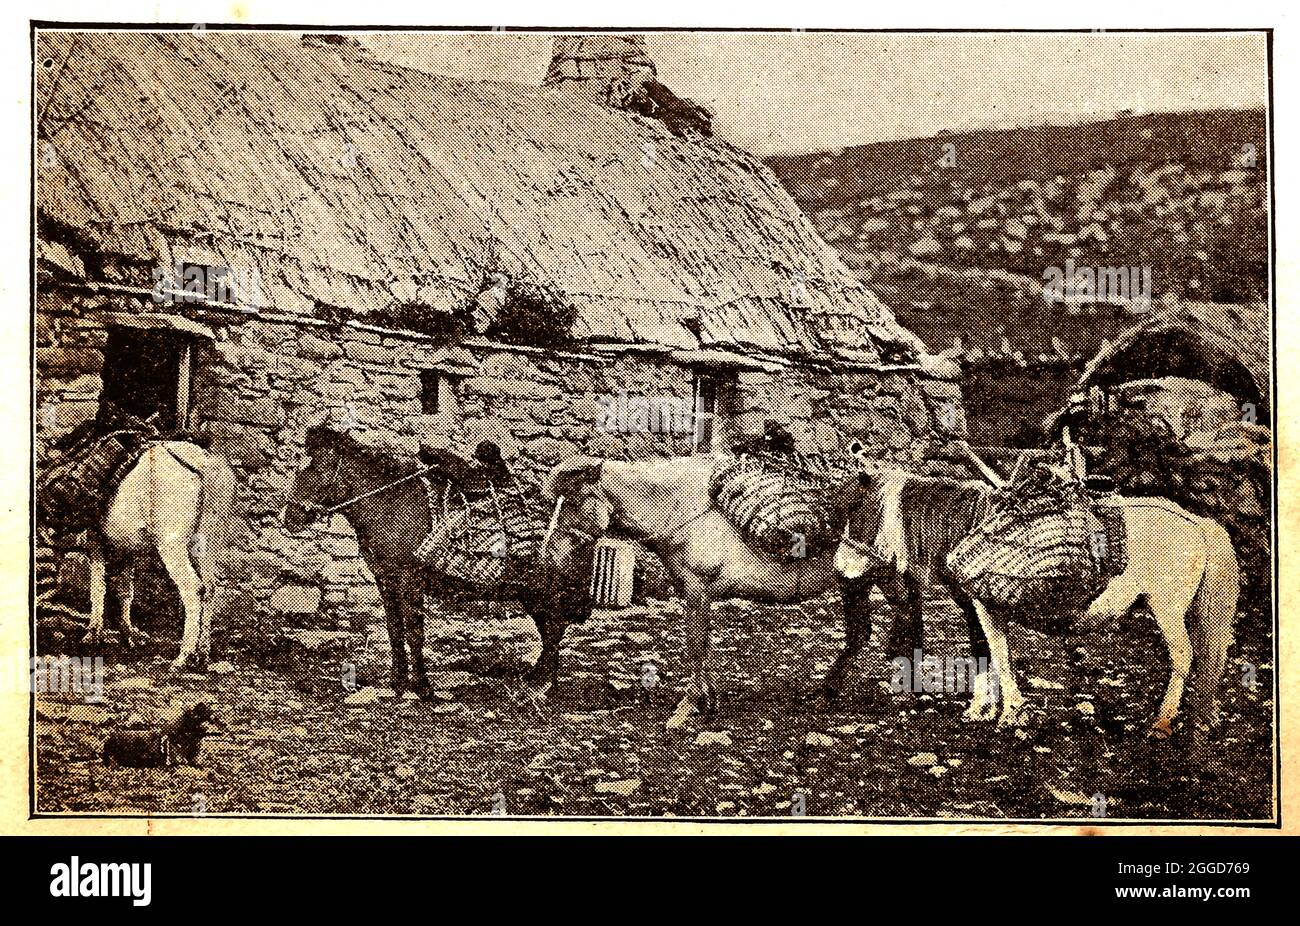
[959,495,1240,738]
[81,442,237,670]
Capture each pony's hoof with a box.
[996,703,1028,729]
[804,687,840,712]
[1147,718,1176,740]
[82,627,109,648]
[519,663,558,701]
[521,663,557,687]
[963,700,997,723]
[121,629,153,649]
[666,698,697,730]
[500,675,551,711]
[1190,703,1222,732]
[169,653,206,673]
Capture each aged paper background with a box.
[1,0,1291,834]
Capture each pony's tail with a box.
[1188,517,1240,727]
[194,453,239,596]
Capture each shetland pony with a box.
[835,468,1239,738]
[82,442,238,670]
[285,426,593,695]
[545,455,874,729]
[963,496,1239,738]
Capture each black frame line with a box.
[26,21,1280,828]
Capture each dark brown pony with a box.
[284,426,593,695]
[834,469,995,666]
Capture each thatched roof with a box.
[1079,300,1270,413]
[36,31,924,362]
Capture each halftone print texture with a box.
[32,28,1272,822]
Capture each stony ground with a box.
[35,588,1274,820]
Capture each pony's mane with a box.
[855,469,993,581]
[307,426,421,482]
[898,474,991,517]
[897,473,993,580]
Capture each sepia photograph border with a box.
[6,6,1289,836]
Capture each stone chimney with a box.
[543,35,656,100]
[543,34,712,138]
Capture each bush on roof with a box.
[366,300,474,345]
[466,267,577,350]
[483,281,577,349]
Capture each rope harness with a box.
[298,456,602,588]
[306,460,439,519]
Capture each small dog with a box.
[101,702,224,768]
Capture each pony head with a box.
[543,456,611,538]
[283,425,347,533]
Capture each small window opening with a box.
[692,374,719,453]
[421,370,460,416]
[420,370,441,414]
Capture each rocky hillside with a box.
[769,109,1268,306]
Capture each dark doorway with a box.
[100,327,195,431]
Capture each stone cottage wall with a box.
[35,290,966,643]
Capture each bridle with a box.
[294,451,439,523]
[540,494,602,557]
[294,454,604,566]
[291,450,341,523]
[539,462,608,555]
[550,468,714,551]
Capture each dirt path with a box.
[35,590,1274,820]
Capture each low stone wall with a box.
[1075,378,1272,598]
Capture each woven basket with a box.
[947,462,1108,614]
[710,453,841,558]
[38,431,153,532]
[418,482,540,587]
